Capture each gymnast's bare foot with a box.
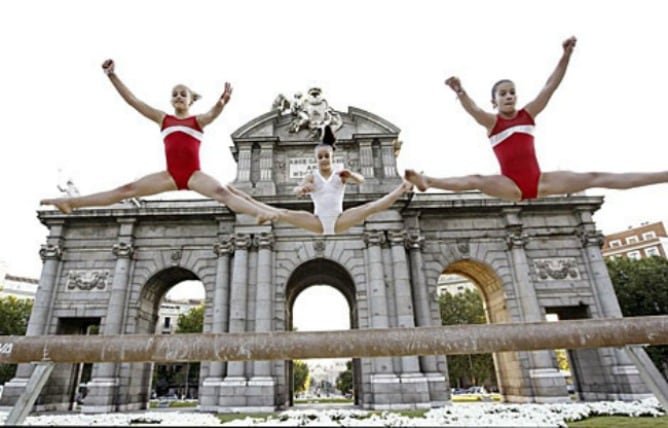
[40,198,73,214]
[257,210,279,225]
[404,169,429,192]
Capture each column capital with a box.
[405,229,424,250]
[387,230,407,246]
[39,243,62,261]
[506,230,528,250]
[364,230,386,247]
[578,228,605,248]
[233,233,252,250]
[213,238,234,257]
[112,242,134,258]
[254,232,275,250]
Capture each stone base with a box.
[80,377,119,414]
[0,377,29,406]
[425,372,449,407]
[529,368,571,403]
[199,377,223,412]
[367,373,431,410]
[217,376,278,412]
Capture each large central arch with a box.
[285,259,360,405]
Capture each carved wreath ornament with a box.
[534,258,580,281]
[66,270,110,291]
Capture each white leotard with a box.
[309,170,345,235]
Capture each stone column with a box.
[252,232,274,377]
[364,230,399,409]
[220,233,251,408]
[388,231,420,373]
[226,233,251,378]
[27,241,64,337]
[200,236,233,411]
[503,208,567,403]
[406,229,448,405]
[359,140,374,178]
[0,225,64,406]
[236,144,252,183]
[84,220,135,413]
[210,237,234,377]
[388,230,430,406]
[248,232,277,410]
[257,142,276,195]
[577,209,649,399]
[380,140,397,179]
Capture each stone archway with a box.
[285,259,360,406]
[442,259,521,399]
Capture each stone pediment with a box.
[231,106,400,142]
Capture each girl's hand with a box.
[445,76,463,94]
[338,170,351,180]
[102,59,115,75]
[220,82,233,105]
[295,183,314,197]
[563,36,577,54]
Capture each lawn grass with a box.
[567,415,668,427]
[216,413,277,424]
[294,397,354,404]
[148,400,198,408]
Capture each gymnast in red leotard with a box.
[488,108,540,199]
[161,114,203,190]
[40,59,277,224]
[405,36,668,201]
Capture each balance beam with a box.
[0,316,666,364]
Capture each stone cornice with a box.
[37,193,605,227]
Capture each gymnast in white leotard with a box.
[228,125,413,235]
[309,166,346,235]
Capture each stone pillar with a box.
[388,231,420,374]
[388,230,430,407]
[364,230,399,409]
[220,233,251,408]
[236,143,252,183]
[248,232,277,410]
[406,228,449,405]
[359,140,374,178]
[257,142,276,195]
[380,140,397,179]
[200,235,233,411]
[0,225,64,407]
[84,220,135,413]
[577,209,650,399]
[503,208,567,403]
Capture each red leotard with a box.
[161,115,203,190]
[488,109,541,200]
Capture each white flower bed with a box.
[0,398,663,427]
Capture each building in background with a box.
[601,221,668,260]
[436,273,476,296]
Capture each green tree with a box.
[293,360,310,394]
[0,296,33,383]
[335,360,353,395]
[173,304,204,398]
[176,305,204,334]
[606,256,668,377]
[439,288,496,387]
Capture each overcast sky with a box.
[2,1,667,291]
